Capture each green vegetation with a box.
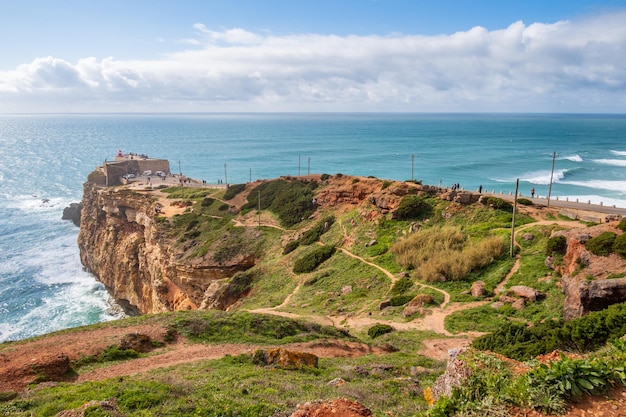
[546,235,567,255]
[481,196,513,211]
[428,341,626,417]
[242,179,318,227]
[613,233,626,257]
[585,231,616,256]
[392,195,432,220]
[472,302,626,360]
[367,323,394,338]
[223,183,246,200]
[517,197,533,206]
[283,216,335,254]
[618,218,626,231]
[293,245,336,273]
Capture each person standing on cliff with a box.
[531,187,535,197]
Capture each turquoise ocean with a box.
[1,113,626,342]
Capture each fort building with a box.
[92,150,172,186]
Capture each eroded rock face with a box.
[62,202,82,227]
[562,277,626,320]
[290,398,373,417]
[78,182,254,315]
[253,348,319,369]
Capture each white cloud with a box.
[1,11,626,112]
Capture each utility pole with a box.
[178,160,181,176]
[224,163,227,186]
[308,157,311,175]
[298,155,301,176]
[249,168,252,183]
[411,154,415,181]
[258,189,261,228]
[547,151,556,207]
[511,178,519,258]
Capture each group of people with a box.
[451,183,461,191]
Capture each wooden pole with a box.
[224,163,227,186]
[258,189,261,228]
[411,154,415,181]
[308,157,310,175]
[547,151,556,207]
[298,155,301,176]
[511,178,519,258]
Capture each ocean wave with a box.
[552,194,626,209]
[561,154,583,162]
[610,150,626,156]
[592,158,626,167]
[4,194,70,213]
[560,180,626,194]
[518,169,568,185]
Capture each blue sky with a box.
[1,0,625,113]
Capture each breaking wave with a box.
[593,159,626,167]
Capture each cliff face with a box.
[78,182,253,315]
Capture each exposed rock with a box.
[252,348,319,369]
[119,333,153,353]
[402,305,421,318]
[440,190,479,205]
[365,239,378,247]
[54,400,122,417]
[511,299,526,310]
[522,233,535,241]
[61,202,82,227]
[470,281,486,298]
[290,398,373,417]
[562,277,626,320]
[509,285,545,302]
[78,182,255,314]
[490,301,505,309]
[327,377,346,386]
[0,353,73,390]
[379,300,391,310]
[430,348,470,401]
[341,285,353,295]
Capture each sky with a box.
[1,0,625,113]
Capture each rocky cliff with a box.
[78,181,255,315]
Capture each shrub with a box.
[201,197,215,207]
[392,195,433,220]
[585,232,616,256]
[242,179,318,227]
[223,183,246,200]
[282,240,300,255]
[100,346,140,362]
[218,203,229,211]
[293,245,336,273]
[618,218,626,231]
[320,173,330,181]
[389,294,414,306]
[367,323,394,339]
[518,198,533,206]
[546,235,567,255]
[613,233,626,257]
[482,196,513,212]
[390,276,414,295]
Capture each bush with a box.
[390,276,414,295]
[585,232,616,256]
[201,197,215,207]
[613,233,626,257]
[546,235,567,255]
[618,218,626,231]
[100,346,140,362]
[320,173,331,181]
[293,245,336,273]
[518,198,533,206]
[224,183,246,200]
[242,179,318,227]
[392,194,432,220]
[389,294,414,306]
[367,323,394,339]
[482,197,513,212]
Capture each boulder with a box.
[290,398,373,417]
[253,348,318,369]
[430,348,470,401]
[61,202,82,227]
[379,300,391,310]
[470,281,486,298]
[562,276,626,320]
[119,333,154,353]
[509,285,544,302]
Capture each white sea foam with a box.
[560,179,626,194]
[593,158,626,167]
[562,154,583,162]
[519,169,567,185]
[553,194,626,209]
[610,150,626,156]
[5,193,69,213]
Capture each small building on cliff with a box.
[93,151,172,186]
